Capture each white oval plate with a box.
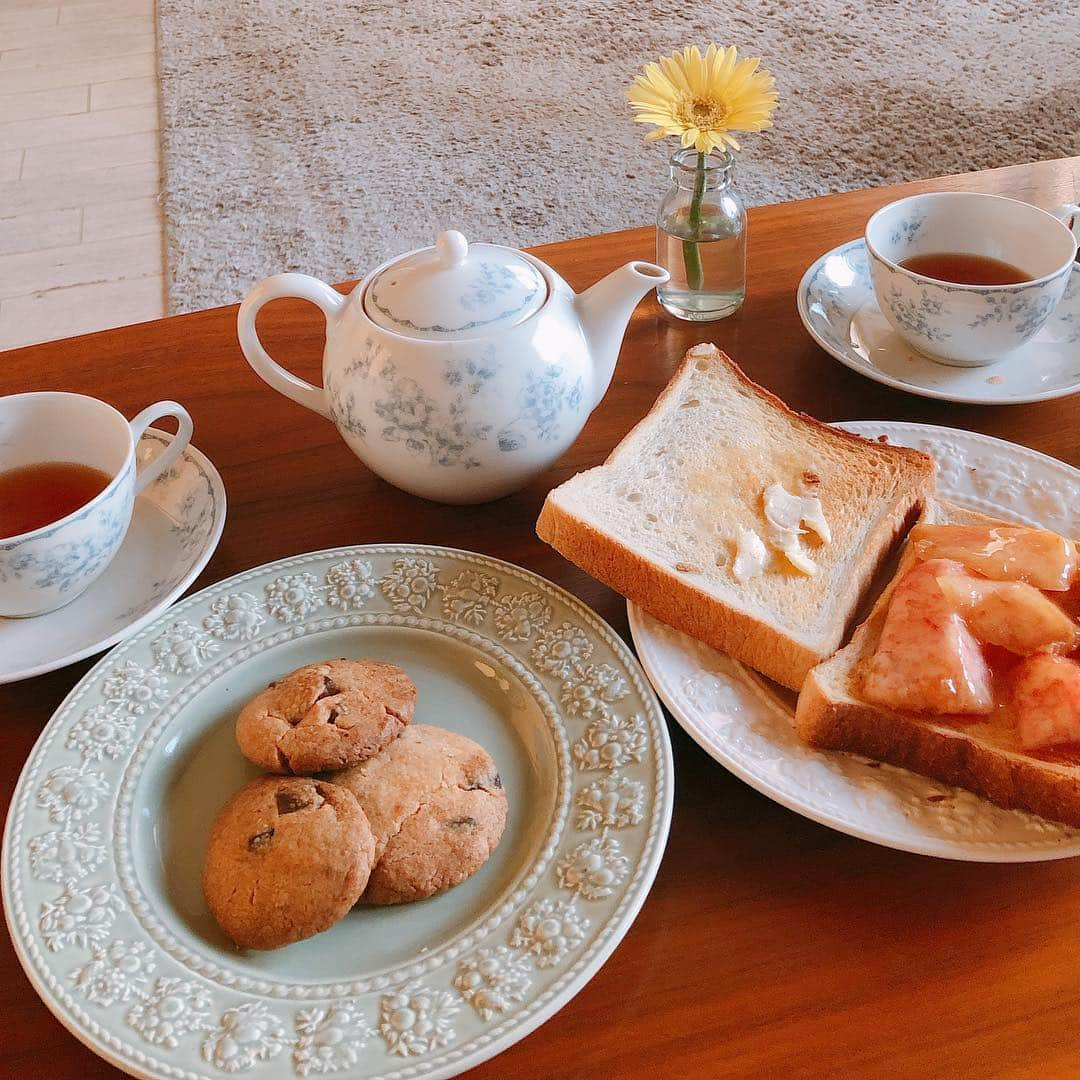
[3,545,672,1078]
[797,239,1080,404]
[0,429,227,683]
[629,421,1080,862]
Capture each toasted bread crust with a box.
[795,499,1080,828]
[797,667,1080,827]
[671,347,935,475]
[536,345,935,691]
[593,345,936,477]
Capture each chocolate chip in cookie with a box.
[330,724,508,905]
[202,776,376,950]
[236,659,416,775]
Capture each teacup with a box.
[865,192,1079,367]
[0,393,193,617]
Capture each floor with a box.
[0,0,166,352]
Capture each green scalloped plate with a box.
[3,545,673,1079]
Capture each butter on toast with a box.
[536,344,936,690]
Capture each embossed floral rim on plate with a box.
[3,545,673,1079]
[630,422,1080,862]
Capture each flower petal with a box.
[626,43,777,151]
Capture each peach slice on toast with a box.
[936,574,1078,656]
[860,558,993,715]
[909,523,1078,591]
[1012,654,1080,750]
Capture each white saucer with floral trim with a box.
[0,430,226,684]
[3,544,673,1079]
[798,239,1080,404]
[630,421,1080,862]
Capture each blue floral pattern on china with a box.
[884,287,952,344]
[372,360,494,469]
[459,263,519,312]
[327,339,585,470]
[802,241,869,352]
[968,291,1059,337]
[872,255,1071,349]
[326,338,381,441]
[367,261,543,335]
[888,213,925,247]
[497,366,585,452]
[1058,274,1080,345]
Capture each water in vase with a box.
[656,221,746,321]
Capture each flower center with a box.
[158,995,185,1019]
[391,1006,417,1031]
[678,95,728,130]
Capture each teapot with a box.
[237,231,668,503]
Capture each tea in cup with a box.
[865,192,1079,367]
[0,393,193,617]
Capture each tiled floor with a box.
[0,0,165,351]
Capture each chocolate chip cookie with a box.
[202,776,375,949]
[236,659,416,775]
[331,724,507,905]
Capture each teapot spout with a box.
[575,261,669,408]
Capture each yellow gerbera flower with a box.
[627,43,778,154]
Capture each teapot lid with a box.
[363,230,547,341]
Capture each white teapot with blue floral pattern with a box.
[237,231,668,503]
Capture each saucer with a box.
[0,430,226,684]
[797,239,1080,404]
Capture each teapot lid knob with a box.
[435,230,469,269]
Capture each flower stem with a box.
[682,151,707,292]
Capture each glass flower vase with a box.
[656,147,747,321]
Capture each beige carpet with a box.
[157,0,1080,313]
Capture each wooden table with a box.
[3,157,1080,1078]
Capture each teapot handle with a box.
[237,273,347,419]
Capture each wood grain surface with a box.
[2,157,1079,1079]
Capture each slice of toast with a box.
[536,344,936,690]
[795,500,1080,827]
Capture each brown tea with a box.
[899,252,1033,286]
[0,461,111,538]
